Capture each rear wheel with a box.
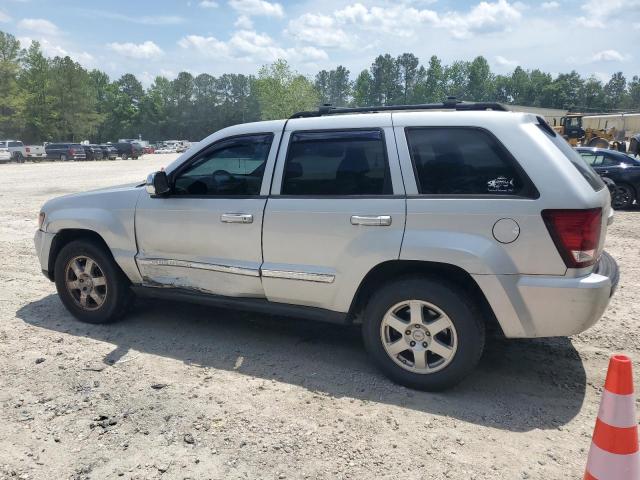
[54,240,133,324]
[362,276,485,391]
[613,184,636,209]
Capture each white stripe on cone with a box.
[598,390,638,428]
[586,443,640,480]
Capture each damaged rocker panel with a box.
[136,257,260,277]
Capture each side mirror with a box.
[146,171,170,196]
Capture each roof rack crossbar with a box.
[290,99,508,119]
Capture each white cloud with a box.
[333,0,521,39]
[234,15,253,29]
[199,0,218,7]
[229,0,284,17]
[19,35,94,66]
[335,3,438,36]
[286,13,352,48]
[84,10,185,25]
[440,0,522,39]
[178,35,230,57]
[107,41,164,59]
[179,30,327,63]
[541,1,559,8]
[0,10,11,22]
[590,49,627,62]
[17,18,60,36]
[575,16,605,28]
[495,55,518,67]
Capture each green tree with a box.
[0,32,23,138]
[629,76,640,109]
[48,56,101,141]
[19,41,51,142]
[415,55,445,103]
[254,59,318,120]
[444,61,470,99]
[467,56,492,101]
[396,53,419,104]
[580,77,604,112]
[603,72,627,110]
[353,69,373,106]
[369,54,401,105]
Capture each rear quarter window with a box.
[405,127,537,197]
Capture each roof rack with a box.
[290,97,508,119]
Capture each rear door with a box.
[261,114,406,313]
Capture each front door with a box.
[135,132,279,297]
[261,118,406,313]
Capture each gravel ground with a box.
[1,154,639,480]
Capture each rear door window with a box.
[281,129,391,195]
[405,127,534,196]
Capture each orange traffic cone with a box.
[585,354,640,479]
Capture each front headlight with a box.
[38,211,46,231]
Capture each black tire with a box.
[361,276,485,391]
[54,239,133,324]
[613,184,636,210]
[121,153,128,160]
[15,152,25,163]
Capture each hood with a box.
[42,182,143,214]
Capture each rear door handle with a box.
[350,215,392,226]
[221,213,253,224]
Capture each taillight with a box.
[542,208,602,268]
[26,147,31,153]
[69,148,75,155]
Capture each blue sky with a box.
[1,0,639,85]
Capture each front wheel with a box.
[362,277,485,391]
[54,240,133,324]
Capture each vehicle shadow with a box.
[17,294,587,433]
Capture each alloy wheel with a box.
[65,255,108,311]
[380,300,458,374]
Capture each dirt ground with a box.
[0,154,639,480]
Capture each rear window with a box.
[405,127,535,196]
[538,123,604,191]
[9,141,23,147]
[71,144,84,149]
[282,129,391,196]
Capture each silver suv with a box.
[34,102,619,390]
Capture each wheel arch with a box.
[47,229,115,281]
[347,260,503,335]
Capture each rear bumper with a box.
[473,252,619,338]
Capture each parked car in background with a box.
[576,147,640,209]
[143,146,155,154]
[115,141,143,160]
[155,147,177,154]
[25,145,46,160]
[45,143,87,161]
[0,146,11,163]
[99,144,118,160]
[0,140,27,162]
[35,104,619,391]
[81,145,104,161]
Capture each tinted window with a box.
[9,141,23,147]
[282,130,391,196]
[405,127,529,196]
[579,153,605,166]
[173,134,272,196]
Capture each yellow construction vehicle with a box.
[554,113,625,151]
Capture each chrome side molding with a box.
[137,258,260,277]
[261,269,335,284]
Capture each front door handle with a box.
[221,213,253,224]
[350,215,392,226]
